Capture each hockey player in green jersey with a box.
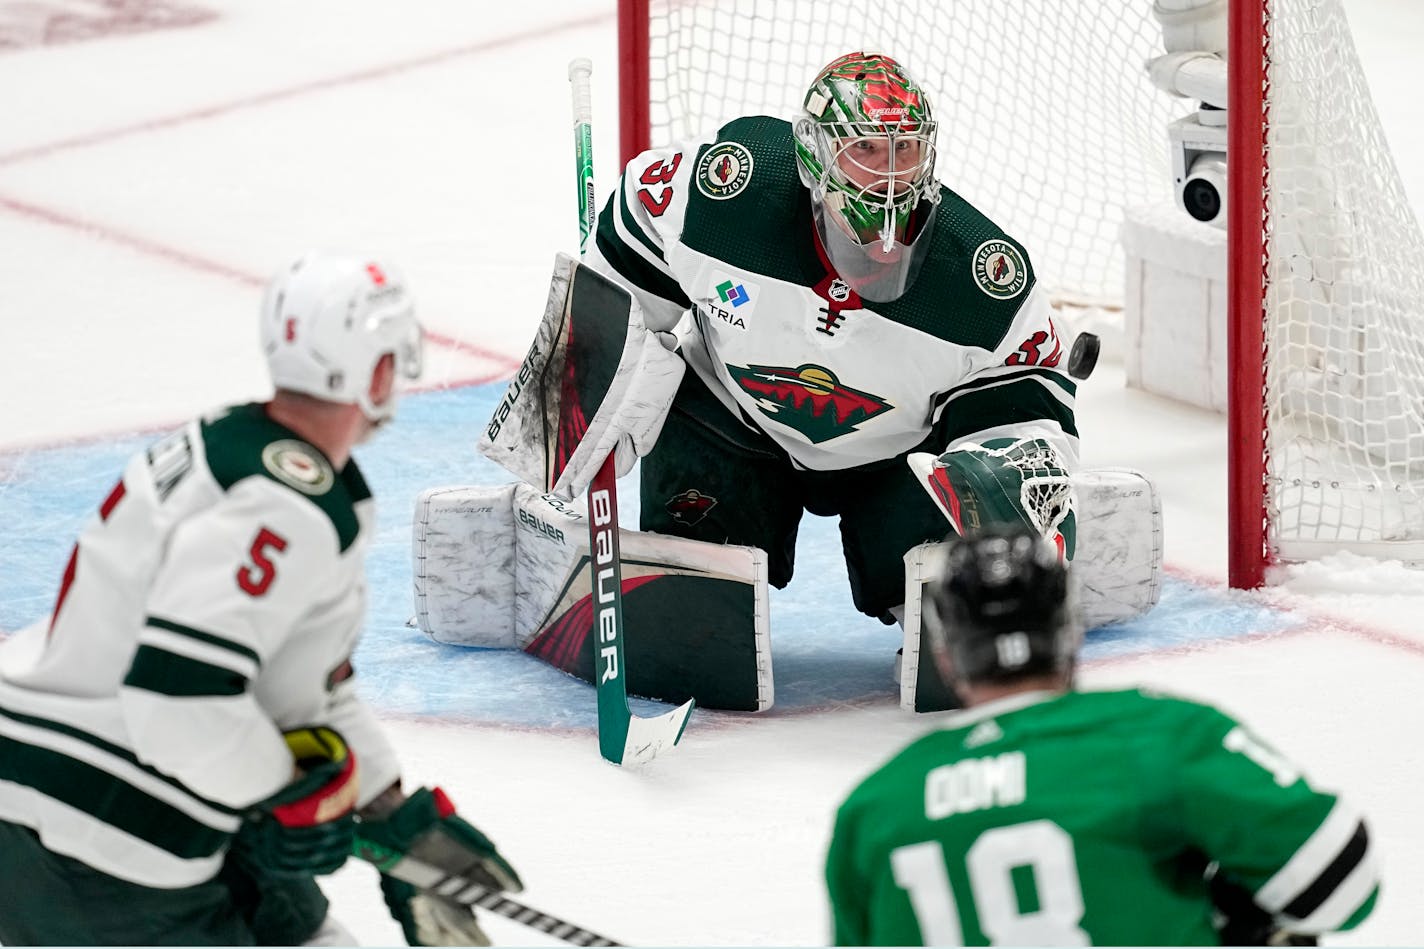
[584,52,1078,629]
[0,253,520,946]
[825,527,1379,946]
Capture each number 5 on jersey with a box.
[237,528,287,596]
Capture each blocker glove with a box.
[357,786,522,947]
[230,726,360,876]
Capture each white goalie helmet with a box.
[260,252,424,424]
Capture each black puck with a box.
[1067,332,1100,380]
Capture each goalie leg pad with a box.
[413,482,773,711]
[899,467,1162,712]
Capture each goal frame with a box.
[1228,0,1269,589]
[617,0,1383,592]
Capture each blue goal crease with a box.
[0,386,1305,729]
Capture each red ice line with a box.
[0,12,611,167]
[0,10,608,372]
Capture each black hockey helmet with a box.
[923,526,1081,685]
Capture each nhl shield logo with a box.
[696,142,754,200]
[972,239,1028,300]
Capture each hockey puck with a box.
[1067,332,1100,380]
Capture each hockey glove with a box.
[908,436,1077,558]
[357,786,522,946]
[1210,869,1319,946]
[380,875,492,947]
[230,726,360,877]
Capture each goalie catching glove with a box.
[907,436,1077,558]
[357,786,523,947]
[231,726,360,876]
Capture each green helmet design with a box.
[794,52,939,247]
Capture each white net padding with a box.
[646,0,1186,306]
[1265,0,1424,560]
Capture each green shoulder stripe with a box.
[200,403,367,552]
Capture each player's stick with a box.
[568,58,694,765]
[354,835,623,946]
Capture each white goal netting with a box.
[643,0,1424,565]
[1263,0,1424,561]
[645,0,1186,307]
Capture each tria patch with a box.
[262,439,335,495]
[726,362,893,444]
[972,239,1028,300]
[696,142,754,200]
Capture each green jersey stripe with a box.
[937,376,1079,443]
[145,616,260,665]
[0,705,241,817]
[1341,887,1380,931]
[124,643,249,697]
[0,733,232,859]
[943,365,1077,401]
[615,177,667,264]
[594,228,692,310]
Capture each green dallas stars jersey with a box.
[0,403,399,888]
[585,115,1078,472]
[826,689,1378,946]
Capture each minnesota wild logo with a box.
[727,363,893,443]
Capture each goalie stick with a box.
[568,58,693,765]
[354,832,623,947]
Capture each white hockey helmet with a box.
[260,252,424,424]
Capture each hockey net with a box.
[1241,0,1424,573]
[622,0,1424,583]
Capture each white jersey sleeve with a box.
[934,285,1081,470]
[584,134,713,333]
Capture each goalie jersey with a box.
[826,688,1379,946]
[586,115,1079,472]
[0,403,399,888]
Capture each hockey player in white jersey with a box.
[0,253,520,946]
[583,52,1079,631]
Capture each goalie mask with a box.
[260,252,424,425]
[923,527,1082,686]
[793,52,940,302]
